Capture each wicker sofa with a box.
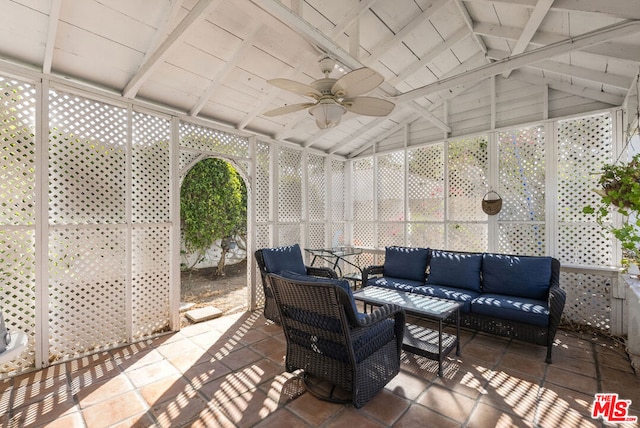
[362,246,566,363]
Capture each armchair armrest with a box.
[306,265,338,278]
[354,304,405,354]
[362,265,384,286]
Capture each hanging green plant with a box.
[583,153,640,267]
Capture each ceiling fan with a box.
[264,57,395,129]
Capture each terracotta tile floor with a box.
[1,310,638,427]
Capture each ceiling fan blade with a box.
[343,97,395,116]
[267,78,322,99]
[331,68,384,98]
[264,103,315,117]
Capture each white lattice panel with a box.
[448,137,489,221]
[0,78,36,226]
[352,158,375,221]
[447,223,487,252]
[179,122,249,158]
[308,154,326,222]
[556,113,613,266]
[407,145,444,222]
[353,223,375,248]
[278,224,301,247]
[377,152,405,222]
[0,229,36,372]
[254,224,270,307]
[331,160,345,222]
[180,151,201,172]
[561,271,612,330]
[278,149,302,223]
[407,223,445,249]
[132,112,170,223]
[49,90,127,224]
[0,78,37,372]
[48,227,126,360]
[558,225,613,266]
[377,222,404,247]
[498,126,545,222]
[131,225,170,338]
[498,224,546,256]
[256,142,271,223]
[308,223,325,249]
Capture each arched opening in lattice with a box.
[179,156,249,321]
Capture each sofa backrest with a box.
[426,250,483,292]
[481,253,554,300]
[383,246,429,282]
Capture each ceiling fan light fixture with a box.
[309,102,346,129]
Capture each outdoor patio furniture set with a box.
[254,244,567,408]
[363,246,566,364]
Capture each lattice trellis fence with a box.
[0,71,628,377]
[348,111,621,331]
[0,77,37,372]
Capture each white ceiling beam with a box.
[453,0,488,54]
[406,102,451,132]
[529,60,633,90]
[123,0,222,98]
[474,22,564,45]
[329,0,379,39]
[463,0,640,20]
[43,0,61,74]
[364,0,450,65]
[502,0,555,78]
[253,0,365,72]
[509,69,625,105]
[477,22,640,63]
[189,28,261,117]
[394,20,640,103]
[488,48,633,89]
[347,114,422,158]
[389,27,470,86]
[581,43,640,64]
[139,0,185,66]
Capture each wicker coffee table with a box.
[353,286,462,376]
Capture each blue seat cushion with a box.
[411,285,479,312]
[426,250,482,292]
[383,246,429,283]
[288,318,395,364]
[280,270,361,317]
[470,294,549,327]
[366,276,423,292]
[482,254,552,301]
[261,244,306,275]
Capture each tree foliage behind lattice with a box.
[180,158,247,273]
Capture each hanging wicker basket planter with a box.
[482,190,502,215]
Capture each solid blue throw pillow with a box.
[261,244,306,275]
[482,254,552,300]
[383,246,429,283]
[426,250,482,292]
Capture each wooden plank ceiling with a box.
[1,0,639,157]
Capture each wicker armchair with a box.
[267,273,405,408]
[255,244,337,323]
